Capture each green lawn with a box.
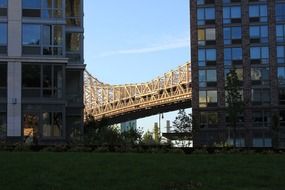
[0,152,284,190]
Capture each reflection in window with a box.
[42,112,63,137]
[250,46,269,64]
[23,113,39,144]
[199,69,217,87]
[198,28,216,46]
[197,7,215,25]
[276,3,285,22]
[199,90,217,107]
[22,0,63,18]
[253,138,272,147]
[66,0,81,26]
[22,24,63,56]
[249,4,268,22]
[251,67,269,85]
[22,64,63,98]
[224,26,241,44]
[198,48,216,66]
[223,6,241,24]
[249,25,268,43]
[0,23,7,54]
[224,68,243,81]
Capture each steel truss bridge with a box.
[84,62,192,125]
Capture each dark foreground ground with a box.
[0,152,284,190]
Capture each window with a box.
[223,6,241,24]
[22,64,63,98]
[249,4,268,22]
[224,26,242,44]
[252,111,271,127]
[277,46,285,64]
[197,0,215,5]
[278,67,285,85]
[23,113,39,144]
[22,0,63,18]
[224,68,243,81]
[0,112,6,138]
[250,46,269,64]
[198,49,216,66]
[251,88,270,105]
[198,28,216,46]
[249,25,268,43]
[66,0,81,26]
[279,88,285,105]
[66,33,82,63]
[0,63,7,87]
[280,110,285,127]
[199,90,217,107]
[199,69,217,87]
[276,3,285,22]
[197,7,215,25]
[22,24,63,56]
[253,138,272,147]
[0,23,7,54]
[200,112,218,128]
[66,71,82,103]
[42,112,63,137]
[251,67,269,85]
[276,25,285,43]
[223,0,241,3]
[224,47,242,65]
[0,0,7,17]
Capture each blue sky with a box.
[84,0,191,132]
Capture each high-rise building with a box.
[190,0,285,147]
[120,120,137,133]
[0,0,84,144]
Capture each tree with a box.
[142,130,155,144]
[225,68,243,147]
[172,109,192,147]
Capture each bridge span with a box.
[84,62,192,125]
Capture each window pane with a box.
[43,25,52,45]
[223,7,230,18]
[232,27,241,39]
[53,25,63,45]
[224,48,231,60]
[199,70,206,81]
[277,46,285,58]
[250,47,260,59]
[232,7,241,18]
[53,112,63,137]
[250,26,259,37]
[249,5,259,17]
[207,90,217,103]
[43,112,52,137]
[66,33,80,52]
[197,8,204,19]
[276,3,285,21]
[23,0,41,8]
[0,23,7,45]
[23,25,40,45]
[198,49,205,61]
[232,48,242,60]
[206,28,215,40]
[206,49,216,60]
[207,70,217,81]
[0,0,7,7]
[0,64,6,87]
[66,0,80,17]
[198,29,205,41]
[261,47,269,58]
[205,8,215,19]
[22,65,41,87]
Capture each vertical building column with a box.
[7,0,22,137]
[215,0,226,132]
[241,1,252,146]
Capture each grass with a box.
[0,152,284,190]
